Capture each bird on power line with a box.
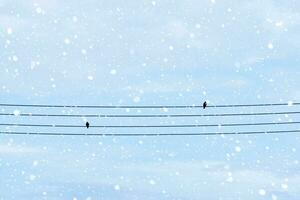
[203,101,207,109]
[86,122,90,129]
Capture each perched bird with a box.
[203,101,207,109]
[86,122,90,129]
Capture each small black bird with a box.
[86,122,90,129]
[203,101,207,109]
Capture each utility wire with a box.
[0,130,300,136]
[1,121,300,128]
[0,102,299,109]
[1,111,300,118]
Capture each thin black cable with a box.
[209,103,298,108]
[0,102,298,109]
[1,111,300,118]
[1,121,300,128]
[0,130,300,136]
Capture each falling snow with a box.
[110,69,117,75]
[13,110,21,116]
[235,146,241,152]
[7,27,12,35]
[258,189,266,196]
[268,43,274,49]
[114,185,120,191]
[0,0,299,199]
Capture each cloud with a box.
[0,144,41,154]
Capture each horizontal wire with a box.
[1,111,300,118]
[0,130,300,136]
[1,121,300,128]
[0,102,299,109]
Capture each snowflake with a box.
[235,146,241,152]
[114,185,120,191]
[258,189,266,196]
[281,183,288,190]
[110,69,117,75]
[268,43,274,49]
[7,28,12,35]
[149,179,156,185]
[13,110,21,116]
[12,55,18,62]
[64,38,71,44]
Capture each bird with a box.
[203,101,207,109]
[86,122,90,129]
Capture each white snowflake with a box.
[13,110,21,116]
[281,183,288,190]
[64,38,71,44]
[149,179,156,185]
[258,189,266,196]
[7,28,12,35]
[12,55,18,62]
[235,146,241,153]
[114,185,120,191]
[81,49,87,55]
[36,7,42,14]
[226,176,233,182]
[32,160,39,167]
[275,21,283,27]
[30,61,40,70]
[162,107,168,112]
[268,43,274,49]
[73,16,78,22]
[272,194,278,200]
[110,69,117,75]
[29,174,36,181]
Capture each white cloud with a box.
[0,144,41,154]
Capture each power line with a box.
[1,121,300,128]
[1,111,300,118]
[0,130,300,136]
[0,102,298,109]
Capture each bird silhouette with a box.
[86,122,90,129]
[203,101,207,109]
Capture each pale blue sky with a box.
[0,0,300,199]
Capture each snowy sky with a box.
[0,0,300,199]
